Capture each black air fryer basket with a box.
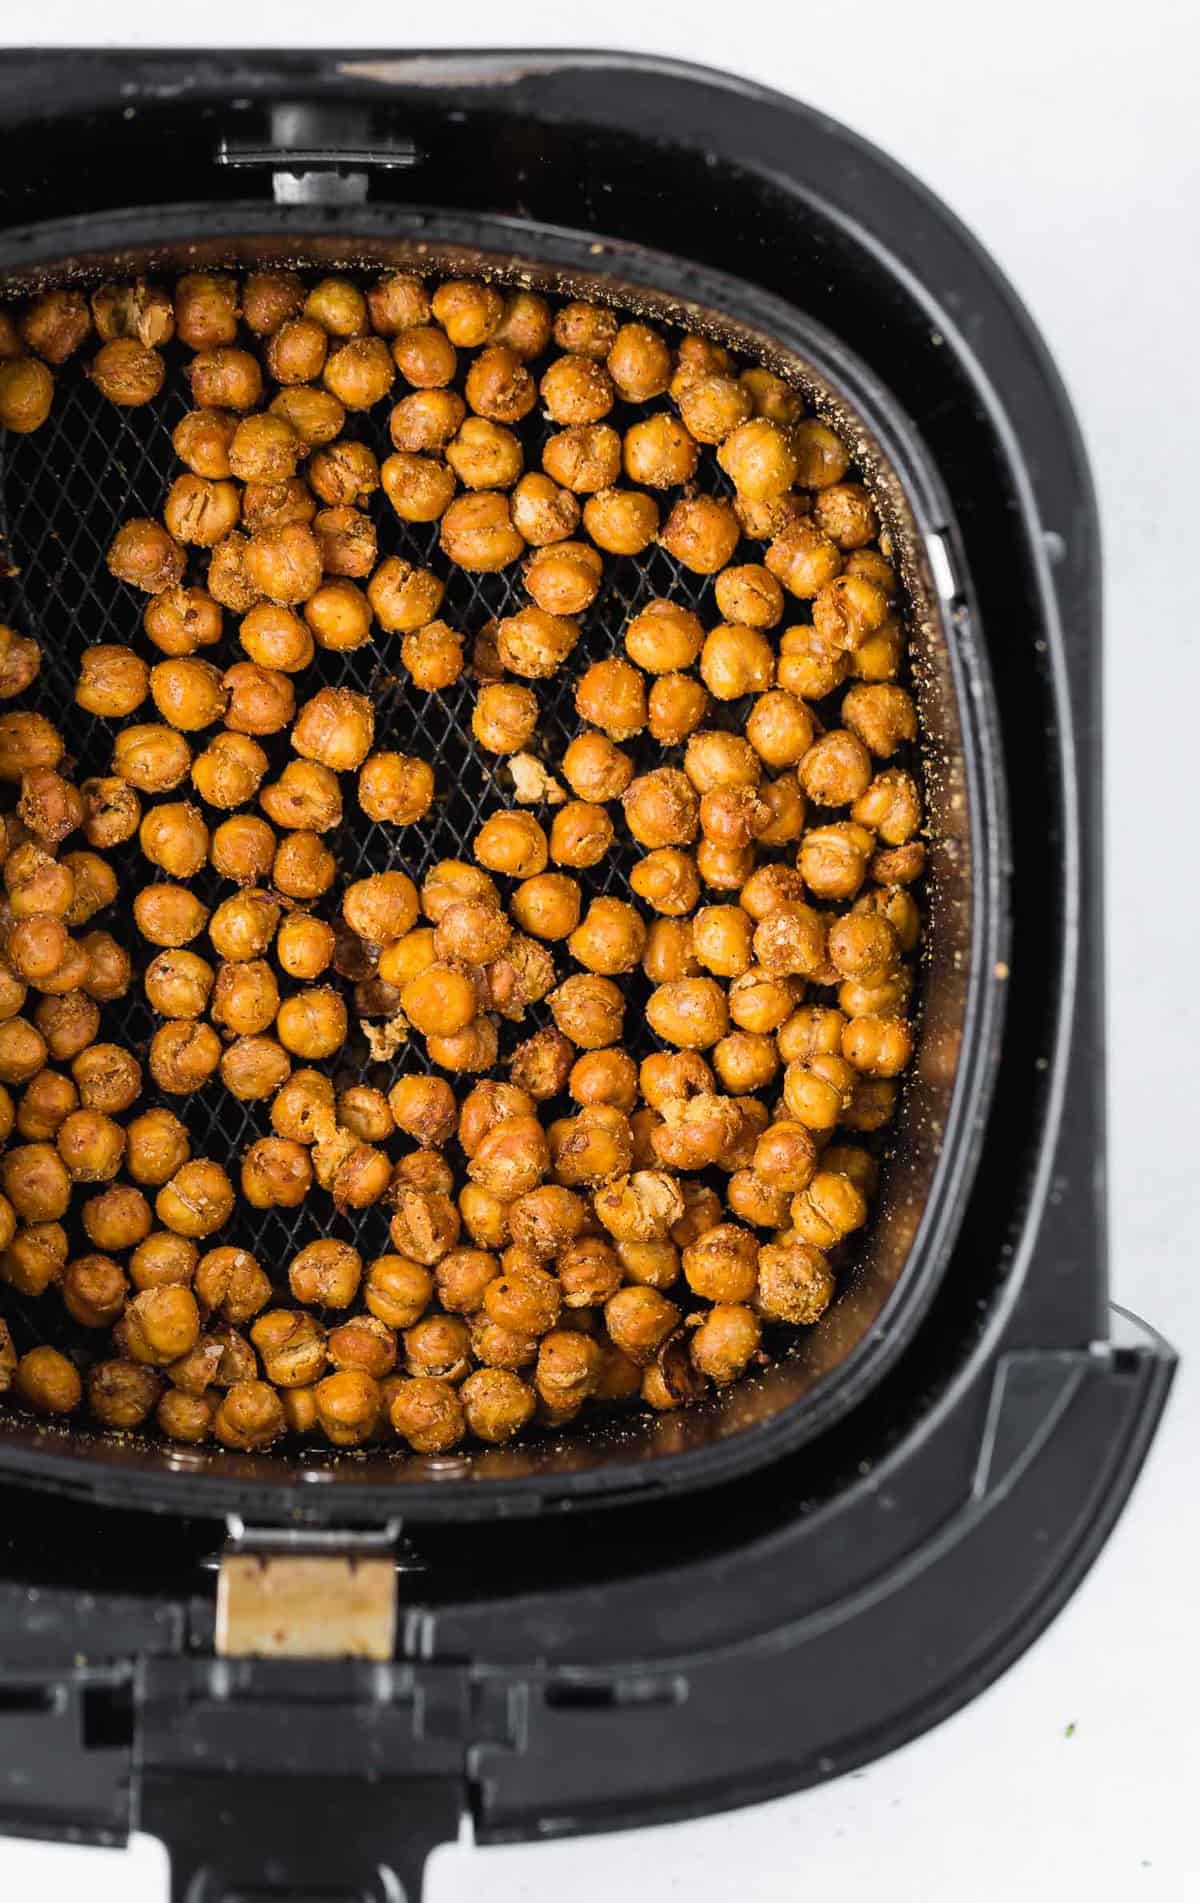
[0,49,1176,1903]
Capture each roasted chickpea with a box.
[545,974,622,1050]
[55,1106,124,1182]
[641,673,706,748]
[107,517,186,594]
[0,628,41,700]
[218,1035,290,1103]
[63,1252,127,1327]
[6,916,67,984]
[699,624,775,700]
[691,1304,761,1385]
[204,532,258,614]
[686,732,767,797]
[133,883,208,949]
[275,986,347,1059]
[623,599,703,676]
[677,370,752,443]
[604,1285,680,1365]
[482,290,547,362]
[2,1142,71,1221]
[264,314,328,384]
[509,473,580,549]
[457,1368,533,1444]
[243,521,323,606]
[173,273,238,349]
[318,334,393,410]
[112,724,191,793]
[469,810,545,881]
[148,1017,222,1093]
[307,441,380,512]
[726,1170,793,1229]
[660,495,741,574]
[602,320,671,399]
[621,413,699,489]
[0,357,54,434]
[381,1077,453,1153]
[15,1344,82,1415]
[273,827,335,900]
[645,977,729,1050]
[544,800,612,872]
[622,768,699,849]
[35,992,100,1063]
[73,645,148,720]
[137,802,208,881]
[187,346,262,413]
[240,1135,312,1209]
[579,490,659,563]
[638,920,696,987]
[389,324,457,394]
[781,1052,856,1131]
[1,1221,67,1296]
[236,269,302,336]
[22,290,90,364]
[400,619,464,690]
[79,1182,151,1255]
[299,275,365,339]
[756,1237,835,1324]
[398,963,477,1039]
[765,519,843,602]
[214,1380,285,1451]
[541,422,622,494]
[291,686,374,772]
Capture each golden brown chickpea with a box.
[63,1252,128,1327]
[267,1067,332,1147]
[388,1182,462,1265]
[425,280,499,348]
[420,861,500,925]
[545,972,621,1050]
[378,451,456,527]
[396,620,461,692]
[208,814,274,887]
[469,810,544,881]
[507,474,578,552]
[187,346,262,414]
[12,775,76,853]
[156,1388,216,1443]
[604,321,673,401]
[474,290,543,362]
[142,590,222,665]
[295,581,370,658]
[272,985,346,1061]
[645,977,729,1050]
[698,623,774,700]
[174,411,237,486]
[174,273,238,349]
[660,495,741,575]
[444,416,522,491]
[243,521,323,606]
[107,518,186,595]
[852,770,922,848]
[482,1258,561,1337]
[520,544,599,621]
[501,873,576,946]
[0,357,54,433]
[210,956,278,1037]
[734,367,798,426]
[553,738,626,812]
[382,1077,453,1152]
[439,492,525,575]
[59,853,115,930]
[554,1235,620,1310]
[550,1106,635,1191]
[670,337,732,397]
[162,473,241,549]
[112,723,192,794]
[360,270,428,334]
[764,520,842,604]
[773,628,844,704]
[0,627,42,701]
[756,1237,835,1325]
[826,911,899,984]
[456,1079,534,1157]
[88,336,165,407]
[152,1159,233,1241]
[504,1023,571,1101]
[21,290,90,363]
[622,768,700,850]
[219,1035,291,1103]
[389,324,456,394]
[264,925,331,997]
[466,1116,549,1203]
[749,901,825,979]
[2,1141,71,1221]
[55,1106,124,1182]
[621,604,700,682]
[240,1135,312,1210]
[148,1019,222,1094]
[541,423,622,495]
[386,1374,463,1452]
[247,1309,326,1390]
[542,803,612,877]
[795,731,874,809]
[789,1168,869,1250]
[534,1329,604,1412]
[34,992,97,1063]
[136,802,207,881]
[340,870,418,946]
[323,1314,395,1381]
[755,773,806,849]
[539,351,612,424]
[639,919,696,986]
[73,646,148,722]
[838,687,917,765]
[262,314,327,388]
[1,1220,67,1296]
[13,1344,81,1416]
[305,441,379,512]
[740,694,814,776]
[237,269,302,336]
[272,830,335,901]
[318,334,393,410]
[298,275,364,338]
[604,1285,680,1366]
[726,1171,792,1229]
[781,1052,855,1131]
[242,474,318,533]
[565,897,644,975]
[7,917,66,985]
[806,482,876,553]
[213,1379,285,1451]
[841,1012,914,1079]
[78,781,133,859]
[871,842,926,886]
[680,1222,758,1303]
[311,508,376,581]
[459,1367,534,1444]
[625,848,697,918]
[211,892,281,968]
[397,963,476,1039]
[4,842,72,918]
[259,760,341,835]
[431,900,510,968]
[549,300,615,359]
[796,821,871,901]
[713,417,797,501]
[133,883,208,949]
[79,1179,150,1257]
[616,414,695,490]
[777,1006,848,1066]
[117,1278,199,1370]
[204,532,258,615]
[688,1303,759,1385]
[291,685,374,773]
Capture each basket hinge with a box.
[216,104,420,205]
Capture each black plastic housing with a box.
[0,48,1175,1903]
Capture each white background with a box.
[1,2,1198,1898]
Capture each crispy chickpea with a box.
[564,897,643,975]
[389,1183,462,1265]
[208,892,278,966]
[521,542,600,620]
[241,478,316,538]
[396,619,461,691]
[120,1114,189,1197]
[268,1065,333,1146]
[361,270,429,335]
[311,508,376,582]
[61,852,118,929]
[739,366,801,424]
[274,986,347,1060]
[690,1304,760,1385]
[554,1235,619,1310]
[138,802,209,881]
[871,842,926,886]
[2,1142,71,1221]
[480,290,547,362]
[827,911,899,983]
[425,280,499,348]
[542,974,620,1049]
[22,290,90,363]
[782,1052,856,1131]
[489,607,576,684]
[236,269,302,335]
[0,357,54,434]
[671,337,731,394]
[627,848,698,918]
[208,813,275,886]
[620,413,698,490]
[677,371,752,443]
[342,870,419,946]
[603,320,671,399]
[543,800,611,872]
[317,334,393,410]
[724,970,794,1040]
[467,1116,549,1202]
[241,1136,312,1209]
[133,883,208,949]
[384,1076,454,1151]
[173,407,238,481]
[107,518,186,594]
[623,600,703,678]
[547,300,614,359]
[389,324,456,395]
[115,1282,199,1372]
[209,958,278,1037]
[0,627,41,700]
[482,1259,561,1337]
[789,1168,869,1250]
[142,589,222,664]
[439,492,525,574]
[444,416,522,491]
[7,916,67,984]
[269,389,348,458]
[752,902,827,979]
[504,873,575,944]
[580,491,658,565]
[765,519,843,601]
[841,1013,914,1079]
[291,686,374,772]
[604,1286,680,1366]
[73,648,147,725]
[458,1368,533,1444]
[699,624,774,701]
[113,724,191,793]
[640,919,698,985]
[741,694,814,775]
[716,417,798,501]
[204,532,258,615]
[174,273,238,348]
[35,992,99,1063]
[1,1220,67,1296]
[155,1388,216,1443]
[261,315,327,390]
[660,495,740,575]
[622,768,699,850]
[777,1006,848,1066]
[12,1342,82,1417]
[810,480,877,550]
[539,352,612,425]
[219,1035,291,1102]
[305,445,379,517]
[5,841,73,917]
[247,1309,326,1390]
[55,1107,124,1182]
[259,760,342,835]
[712,567,782,636]
[756,1238,835,1325]
[570,1049,638,1112]
[470,810,545,880]
[797,821,872,901]
[153,1159,234,1241]
[557,735,629,807]
[187,346,262,413]
[377,451,454,527]
[757,773,806,848]
[726,1171,792,1229]
[421,861,501,925]
[852,768,922,847]
[162,473,240,549]
[299,277,364,339]
[386,1375,463,1452]
[63,1252,127,1327]
[510,472,581,549]
[540,422,621,494]
[242,522,322,606]
[681,1222,759,1303]
[645,977,729,1050]
[784,417,849,488]
[687,904,752,979]
[148,1019,222,1094]
[431,900,509,968]
[212,1379,284,1451]
[398,963,476,1039]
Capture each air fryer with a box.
[0,48,1175,1903]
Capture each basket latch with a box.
[216,104,420,205]
[215,1518,400,1662]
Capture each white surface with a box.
[1,2,1198,1898]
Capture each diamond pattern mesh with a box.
[0,297,785,1365]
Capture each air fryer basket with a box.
[0,215,1006,1519]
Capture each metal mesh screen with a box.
[0,306,809,1372]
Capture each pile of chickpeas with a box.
[0,268,923,1457]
